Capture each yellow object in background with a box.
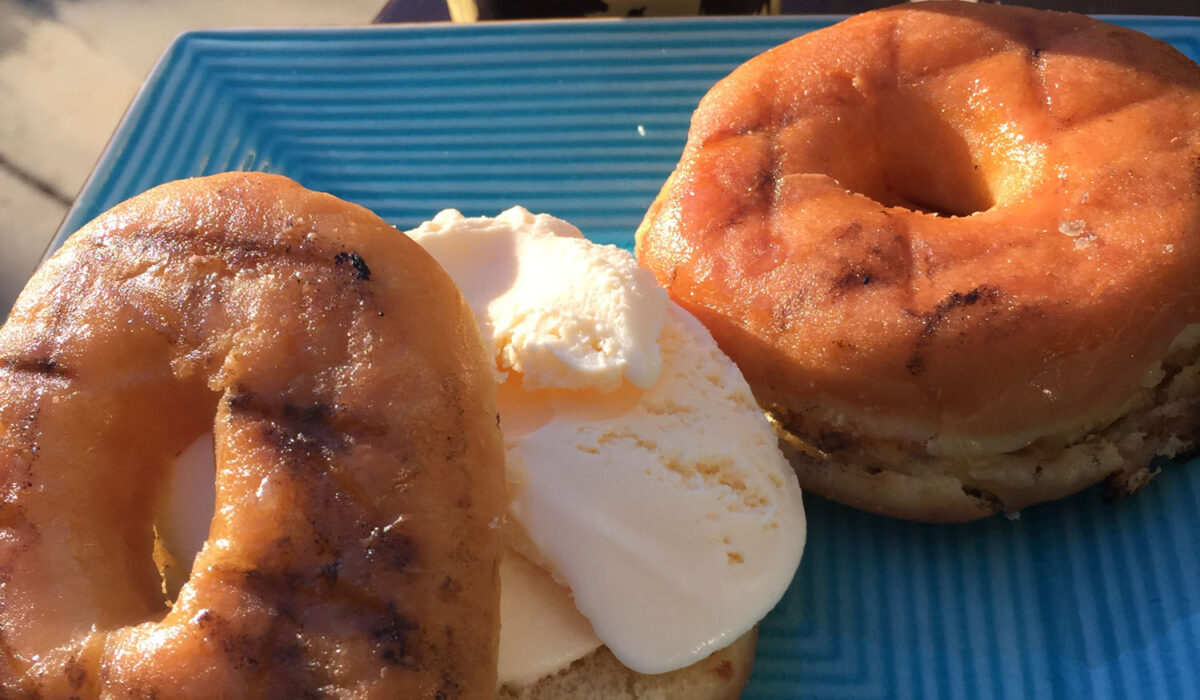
[447,0,779,21]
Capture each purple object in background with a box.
[374,0,1200,21]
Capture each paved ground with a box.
[0,0,385,316]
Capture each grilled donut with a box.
[0,173,505,697]
[636,2,1200,521]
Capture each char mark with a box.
[363,527,419,573]
[772,289,808,333]
[0,357,72,380]
[814,429,856,454]
[906,285,1000,375]
[436,674,463,700]
[128,229,379,288]
[64,656,87,690]
[225,388,363,458]
[334,251,372,281]
[961,484,1004,512]
[723,162,779,230]
[832,267,875,292]
[439,576,462,598]
[371,606,422,668]
[830,224,911,296]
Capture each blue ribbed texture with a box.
[52,16,1200,699]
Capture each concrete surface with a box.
[0,0,385,316]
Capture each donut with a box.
[0,174,505,696]
[636,2,1200,521]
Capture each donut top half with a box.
[636,2,1200,455]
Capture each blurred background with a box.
[0,0,383,313]
[1,0,1195,315]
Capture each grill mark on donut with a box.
[232,456,419,597]
[225,389,385,459]
[248,607,309,683]
[772,290,808,333]
[1058,88,1171,133]
[906,286,1001,375]
[63,654,87,692]
[960,484,1004,512]
[334,252,372,281]
[761,127,785,266]
[224,390,397,522]
[126,229,378,289]
[700,91,799,153]
[701,126,761,151]
[885,18,901,90]
[829,221,914,296]
[363,525,420,573]
[247,401,419,560]
[370,606,423,668]
[832,267,876,292]
[0,357,73,382]
[1031,49,1049,115]
[1023,15,1051,118]
[725,167,774,230]
[202,564,431,677]
[191,606,300,679]
[1023,18,1175,132]
[262,416,344,459]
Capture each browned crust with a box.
[636,3,1200,519]
[498,628,757,700]
[769,340,1200,522]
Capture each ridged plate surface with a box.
[54,15,1200,699]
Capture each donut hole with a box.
[153,433,217,602]
[813,90,1010,218]
[877,130,995,217]
[873,93,997,217]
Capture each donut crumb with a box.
[1103,464,1162,501]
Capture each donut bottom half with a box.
[498,629,756,700]
[765,332,1200,523]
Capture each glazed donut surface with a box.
[636,2,1200,519]
[0,173,505,697]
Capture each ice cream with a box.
[410,208,806,680]
[411,207,666,393]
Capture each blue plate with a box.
[54,15,1200,699]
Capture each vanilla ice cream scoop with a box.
[411,208,667,393]
[410,208,806,678]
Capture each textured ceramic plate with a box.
[54,15,1200,699]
